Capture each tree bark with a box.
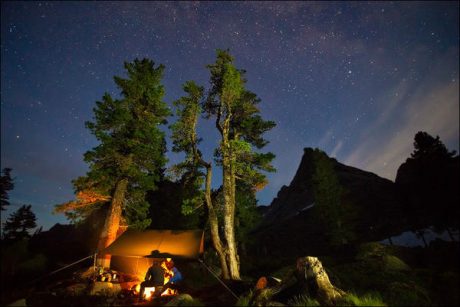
[223,164,240,279]
[300,256,346,305]
[96,178,128,267]
[204,163,230,279]
[222,131,241,280]
[249,256,346,306]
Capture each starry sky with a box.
[1,1,459,231]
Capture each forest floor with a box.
[2,239,459,306]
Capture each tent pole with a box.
[198,258,239,300]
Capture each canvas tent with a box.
[101,229,204,276]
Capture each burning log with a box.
[249,256,346,306]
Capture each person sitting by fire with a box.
[162,258,183,293]
[139,261,165,300]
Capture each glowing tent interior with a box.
[101,229,204,276]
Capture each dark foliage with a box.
[0,168,14,211]
[146,179,205,230]
[396,131,459,243]
[2,205,37,241]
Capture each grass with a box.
[165,294,205,306]
[338,292,386,306]
[287,294,320,306]
[235,290,253,306]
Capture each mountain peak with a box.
[261,148,402,241]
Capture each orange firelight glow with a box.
[144,287,156,299]
[134,259,178,300]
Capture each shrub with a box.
[385,281,431,306]
[382,255,410,271]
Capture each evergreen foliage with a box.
[0,168,14,211]
[205,49,276,187]
[397,131,459,242]
[2,204,37,241]
[411,131,456,159]
[171,49,275,279]
[56,58,170,229]
[146,179,204,230]
[311,149,354,246]
[235,184,262,252]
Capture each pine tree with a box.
[55,59,170,263]
[171,49,275,279]
[3,205,37,241]
[312,149,353,246]
[1,168,14,211]
[401,131,459,243]
[411,131,456,159]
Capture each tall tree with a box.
[55,59,170,265]
[171,50,275,279]
[3,205,37,241]
[411,131,456,159]
[1,168,14,211]
[311,149,353,246]
[170,80,230,278]
[397,131,459,243]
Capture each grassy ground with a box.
[3,240,459,306]
[237,240,459,306]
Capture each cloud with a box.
[330,140,344,158]
[344,67,459,181]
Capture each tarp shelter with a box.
[101,229,204,276]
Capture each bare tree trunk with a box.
[96,178,128,267]
[250,256,346,306]
[301,256,346,305]
[230,158,241,270]
[204,164,230,279]
[222,147,241,280]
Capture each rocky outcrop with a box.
[253,148,405,256]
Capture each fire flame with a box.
[134,260,178,300]
[144,287,156,299]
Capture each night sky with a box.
[1,1,459,231]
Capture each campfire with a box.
[133,284,177,299]
[132,258,179,300]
